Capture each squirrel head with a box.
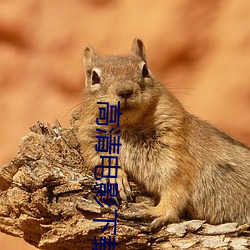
[83,39,160,123]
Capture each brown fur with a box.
[78,39,250,229]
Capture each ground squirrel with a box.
[78,38,250,229]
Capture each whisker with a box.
[61,102,83,122]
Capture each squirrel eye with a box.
[91,70,100,85]
[142,63,149,78]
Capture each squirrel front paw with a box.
[116,168,133,202]
[98,168,132,203]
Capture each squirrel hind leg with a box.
[149,212,180,230]
[147,201,181,230]
[128,201,181,229]
[128,186,188,229]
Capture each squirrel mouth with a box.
[119,99,135,110]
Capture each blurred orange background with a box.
[1,1,250,249]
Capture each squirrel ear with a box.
[83,45,98,70]
[83,46,98,86]
[131,38,147,63]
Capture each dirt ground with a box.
[1,1,250,249]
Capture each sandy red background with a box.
[1,1,250,249]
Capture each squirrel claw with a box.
[112,196,119,205]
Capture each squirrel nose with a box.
[116,88,133,99]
